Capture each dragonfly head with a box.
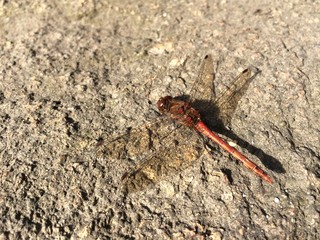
[157,96,172,113]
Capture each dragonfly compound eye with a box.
[157,96,172,113]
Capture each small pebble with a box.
[228,141,237,147]
[274,197,280,203]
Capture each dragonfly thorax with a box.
[157,96,201,127]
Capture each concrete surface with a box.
[0,0,319,239]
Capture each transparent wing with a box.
[214,67,260,126]
[94,118,205,193]
[188,54,215,104]
[122,127,204,193]
[94,118,175,163]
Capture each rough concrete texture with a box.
[0,0,319,239]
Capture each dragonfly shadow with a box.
[188,98,285,174]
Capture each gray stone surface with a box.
[0,0,319,239]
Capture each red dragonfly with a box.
[98,55,272,193]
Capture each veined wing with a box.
[94,118,205,193]
[94,118,175,163]
[215,67,260,126]
[188,54,215,107]
[121,125,204,193]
